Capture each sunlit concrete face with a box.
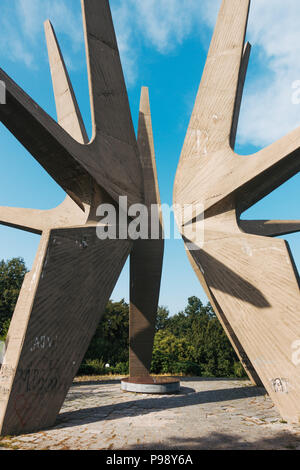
[174,0,300,423]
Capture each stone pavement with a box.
[1,377,300,450]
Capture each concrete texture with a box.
[1,377,300,450]
[129,87,164,378]
[174,0,300,422]
[0,0,163,435]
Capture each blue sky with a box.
[0,0,299,315]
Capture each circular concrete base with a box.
[121,376,180,394]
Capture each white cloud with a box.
[110,2,138,85]
[0,13,34,67]
[112,0,300,149]
[110,0,220,82]
[17,0,83,47]
[118,0,300,150]
[0,0,218,82]
[0,0,83,69]
[1,0,300,148]
[124,0,200,53]
[237,0,300,148]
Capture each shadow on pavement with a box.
[55,381,266,430]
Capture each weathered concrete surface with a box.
[121,377,180,394]
[173,0,300,422]
[1,377,300,450]
[0,0,163,435]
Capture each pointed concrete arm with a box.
[0,0,144,209]
[129,87,164,377]
[184,0,250,155]
[0,197,87,234]
[44,20,88,144]
[81,0,137,147]
[0,20,92,234]
[230,42,251,150]
[175,0,300,221]
[137,87,161,208]
[240,220,300,237]
[237,128,300,213]
[191,0,298,179]
[0,68,91,206]
[0,208,43,235]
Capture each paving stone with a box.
[1,377,300,450]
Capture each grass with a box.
[74,374,125,383]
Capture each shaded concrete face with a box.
[0,0,163,435]
[174,0,300,423]
[129,88,164,378]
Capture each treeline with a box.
[80,297,246,378]
[0,257,27,340]
[0,258,246,378]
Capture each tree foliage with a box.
[155,306,170,331]
[83,299,129,365]
[0,258,247,378]
[0,258,27,338]
[152,296,245,378]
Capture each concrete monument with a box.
[0,0,164,434]
[174,0,300,423]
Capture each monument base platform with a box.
[121,376,180,394]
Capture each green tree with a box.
[0,256,246,379]
[151,329,196,374]
[155,306,170,331]
[84,299,129,365]
[154,296,245,378]
[0,258,27,338]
